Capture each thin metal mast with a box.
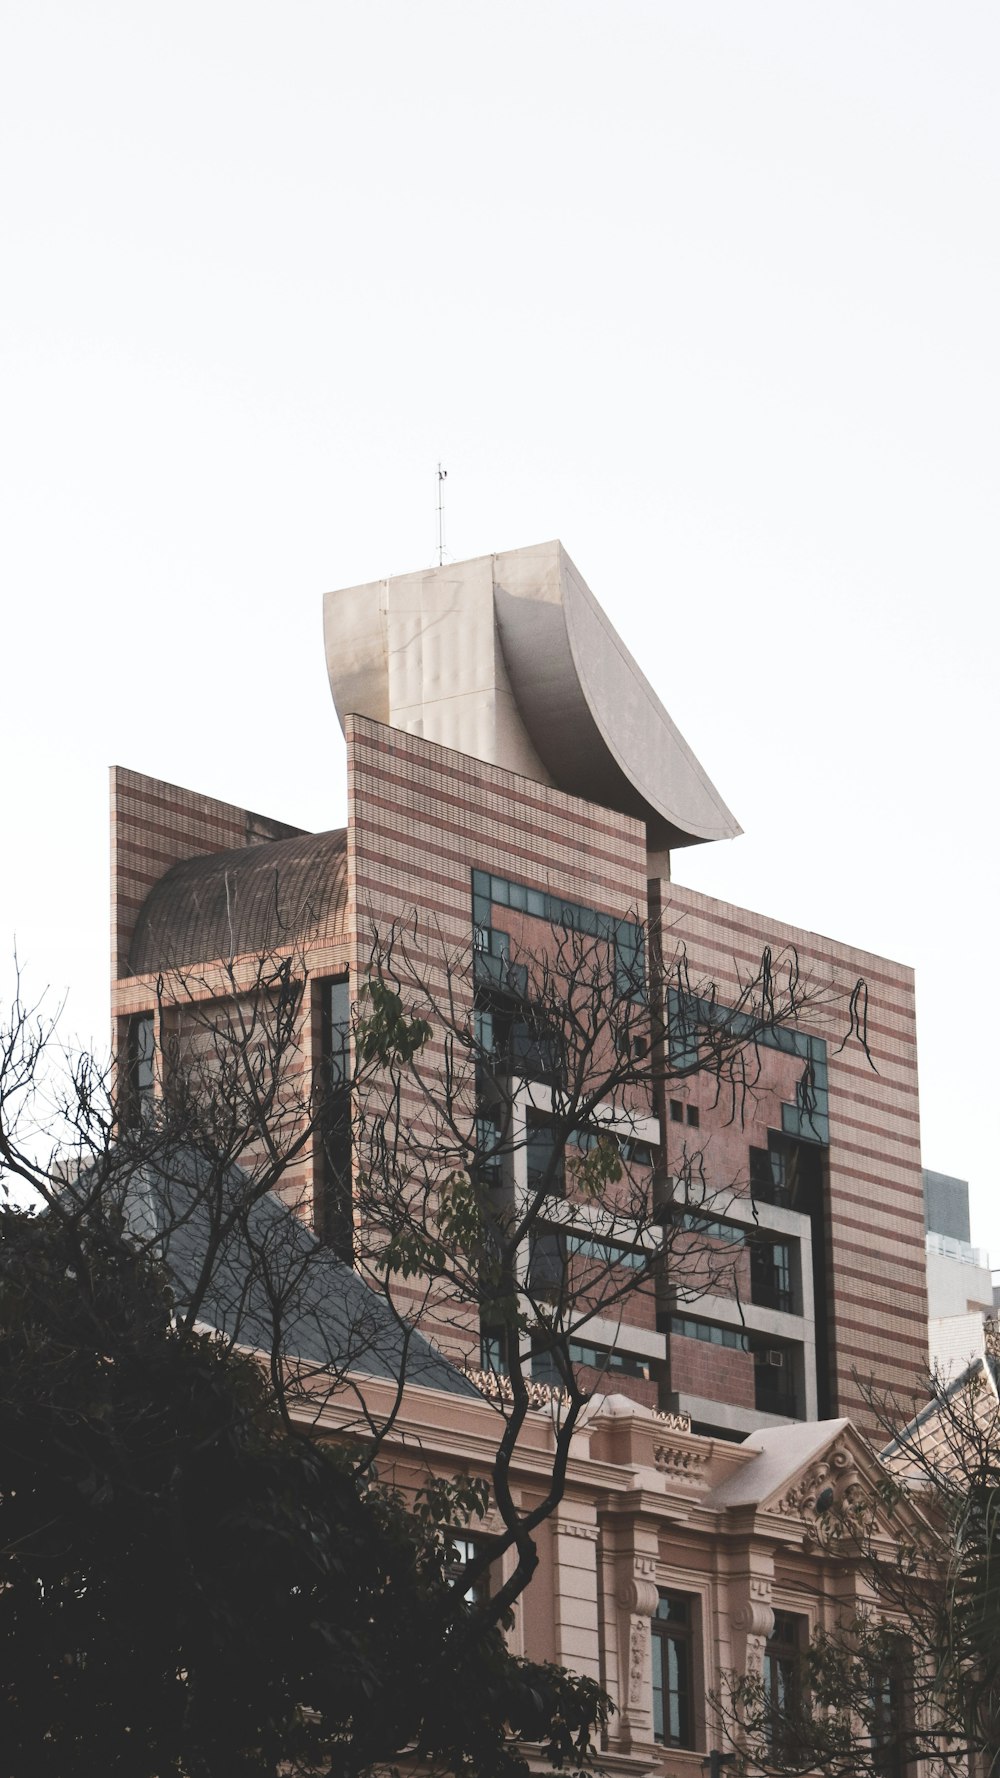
[436,463,447,566]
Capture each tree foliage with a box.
[0,904,875,1775]
[0,1199,608,1778]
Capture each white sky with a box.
[1,3,997,1256]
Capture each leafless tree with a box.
[720,1355,1000,1778]
[0,903,874,1645]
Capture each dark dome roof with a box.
[128,828,348,974]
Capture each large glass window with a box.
[652,1592,696,1748]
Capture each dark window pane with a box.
[653,1591,695,1747]
[318,977,352,1260]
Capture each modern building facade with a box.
[108,540,932,1768]
[112,541,927,1444]
[923,1167,993,1376]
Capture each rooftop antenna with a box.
[436,462,447,566]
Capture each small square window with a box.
[670,1100,684,1123]
[686,1105,700,1128]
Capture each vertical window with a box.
[750,1238,794,1313]
[652,1592,696,1748]
[318,978,352,1261]
[449,1533,490,1606]
[764,1612,805,1747]
[527,1227,566,1301]
[125,1013,155,1127]
[869,1639,911,1778]
[480,1325,508,1375]
[525,1111,564,1195]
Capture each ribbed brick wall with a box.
[346,714,651,1370]
[110,766,303,982]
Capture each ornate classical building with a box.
[109,540,929,1765]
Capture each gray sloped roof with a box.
[128,828,348,975]
[125,1147,478,1399]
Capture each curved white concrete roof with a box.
[323,540,740,851]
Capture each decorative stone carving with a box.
[462,1368,569,1409]
[654,1441,711,1482]
[652,1408,693,1432]
[616,1574,661,1618]
[778,1441,868,1548]
[628,1616,649,1705]
[559,1519,599,1541]
[730,1574,774,1677]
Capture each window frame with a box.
[651,1589,698,1749]
[763,1609,807,1751]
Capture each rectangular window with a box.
[480,1325,508,1375]
[528,1228,566,1300]
[750,1142,790,1207]
[652,1592,696,1748]
[125,1013,155,1127]
[753,1346,799,1417]
[670,1211,745,1247]
[525,1111,564,1195]
[566,1232,650,1273]
[449,1533,490,1607]
[531,1339,650,1383]
[318,978,353,1261]
[666,1316,749,1351]
[750,1237,794,1313]
[764,1611,805,1749]
[869,1639,911,1778]
[475,1112,504,1190]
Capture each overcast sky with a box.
[2,3,997,1257]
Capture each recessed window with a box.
[667,1316,749,1351]
[449,1533,490,1606]
[532,1339,650,1383]
[686,1105,700,1128]
[753,1345,799,1417]
[317,977,352,1261]
[528,1228,566,1300]
[670,1100,684,1123]
[869,1638,912,1778]
[652,1592,697,1748]
[526,1111,564,1195]
[124,1013,155,1127]
[764,1612,806,1749]
[750,1238,794,1313]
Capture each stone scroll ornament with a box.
[616,1573,660,1711]
[778,1442,868,1548]
[731,1578,774,1679]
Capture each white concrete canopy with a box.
[323,540,741,852]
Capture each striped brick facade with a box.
[660,880,927,1433]
[110,720,927,1437]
